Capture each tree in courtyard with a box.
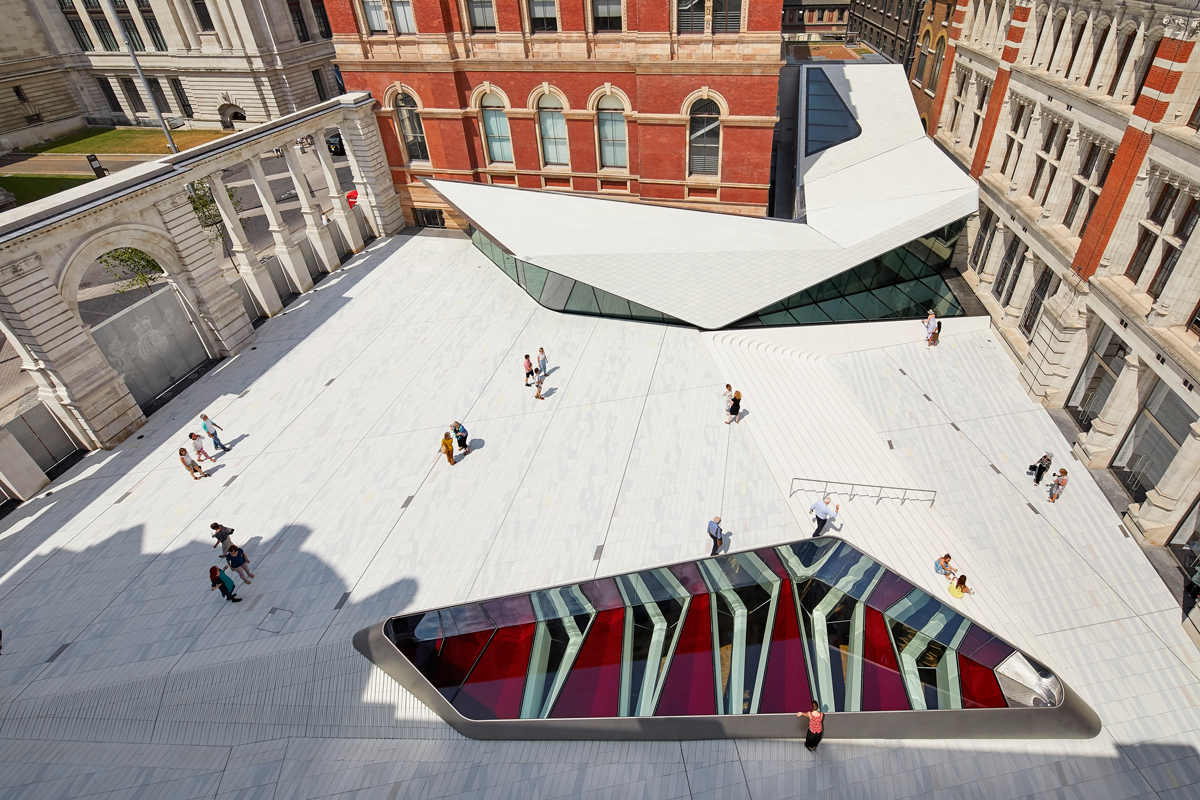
[188,177,246,252]
[98,247,165,293]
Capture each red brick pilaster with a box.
[1072,32,1198,279]
[968,0,1033,178]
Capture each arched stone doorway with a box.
[220,104,248,130]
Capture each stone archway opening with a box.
[220,104,248,130]
[77,246,170,328]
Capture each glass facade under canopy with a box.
[470,220,969,330]
[384,537,1064,721]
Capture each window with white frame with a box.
[947,74,968,131]
[391,0,415,32]
[677,0,704,32]
[1148,195,1200,300]
[481,92,512,162]
[1126,181,1183,284]
[469,0,495,32]
[1027,117,1068,208]
[969,207,997,273]
[914,32,930,86]
[530,0,557,31]
[538,94,569,165]
[998,101,1030,178]
[397,92,428,161]
[361,0,386,32]
[968,81,990,149]
[991,236,1026,307]
[929,38,946,89]
[688,98,720,176]
[593,0,621,31]
[597,94,626,168]
[1061,139,1113,236]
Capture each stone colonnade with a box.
[0,93,403,501]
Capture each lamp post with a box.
[100,0,178,153]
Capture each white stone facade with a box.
[0,0,338,148]
[936,0,1200,548]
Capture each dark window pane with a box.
[862,606,909,711]
[550,607,624,717]
[452,622,536,719]
[956,625,1014,669]
[959,654,1008,708]
[192,0,215,30]
[655,593,716,716]
[521,262,548,301]
[758,579,813,713]
[805,68,861,156]
[565,281,601,313]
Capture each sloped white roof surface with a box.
[428,63,975,329]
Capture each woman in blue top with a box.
[210,566,241,602]
[223,545,255,583]
[452,421,470,455]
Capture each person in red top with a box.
[797,701,824,751]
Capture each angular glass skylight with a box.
[357,537,1097,739]
[805,68,862,156]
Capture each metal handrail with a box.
[789,477,937,506]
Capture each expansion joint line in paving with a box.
[589,330,668,580]
[877,347,1198,674]
[461,314,598,600]
[2,246,468,701]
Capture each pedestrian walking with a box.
[200,414,230,451]
[797,702,825,751]
[929,320,942,347]
[707,516,723,556]
[725,391,741,424]
[810,496,839,537]
[189,432,214,462]
[452,421,470,455]
[924,310,937,347]
[524,354,534,386]
[935,553,957,582]
[1030,452,1053,485]
[223,545,255,583]
[948,574,975,598]
[180,448,208,480]
[1049,469,1068,502]
[534,368,545,400]
[210,566,242,602]
[723,384,733,413]
[538,348,549,377]
[211,523,236,554]
[440,432,456,466]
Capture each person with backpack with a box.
[210,566,241,602]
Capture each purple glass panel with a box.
[756,547,789,580]
[866,571,913,612]
[481,594,536,628]
[668,561,710,596]
[758,579,812,713]
[445,603,494,636]
[861,606,909,711]
[550,607,624,717]
[956,625,1016,669]
[959,653,1008,708]
[579,578,625,612]
[452,622,536,719]
[655,593,716,716]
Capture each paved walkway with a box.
[0,234,1197,799]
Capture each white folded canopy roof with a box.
[426,63,976,330]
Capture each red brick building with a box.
[324,0,784,225]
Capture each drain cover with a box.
[258,607,293,633]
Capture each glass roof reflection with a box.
[384,538,1063,721]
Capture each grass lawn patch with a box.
[24,127,231,155]
[0,174,96,206]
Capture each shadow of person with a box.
[721,532,733,554]
[219,434,250,449]
[466,438,484,454]
[542,387,557,399]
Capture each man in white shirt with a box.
[809,496,839,537]
[924,311,937,347]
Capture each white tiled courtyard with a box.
[1,233,1199,799]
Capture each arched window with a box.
[930,37,946,87]
[480,92,512,163]
[396,92,428,161]
[688,98,720,176]
[597,94,627,168]
[915,32,930,85]
[537,94,569,166]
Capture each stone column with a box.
[282,144,341,273]
[1040,124,1081,222]
[336,104,405,237]
[977,222,1007,292]
[0,255,143,448]
[1019,278,1090,406]
[170,0,200,50]
[314,140,365,254]
[153,191,254,356]
[1065,12,1095,83]
[1087,10,1123,91]
[206,171,282,316]
[246,155,313,295]
[0,426,49,500]
[1129,421,1200,544]
[1002,251,1040,326]
[1076,353,1140,465]
[1111,22,1146,103]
